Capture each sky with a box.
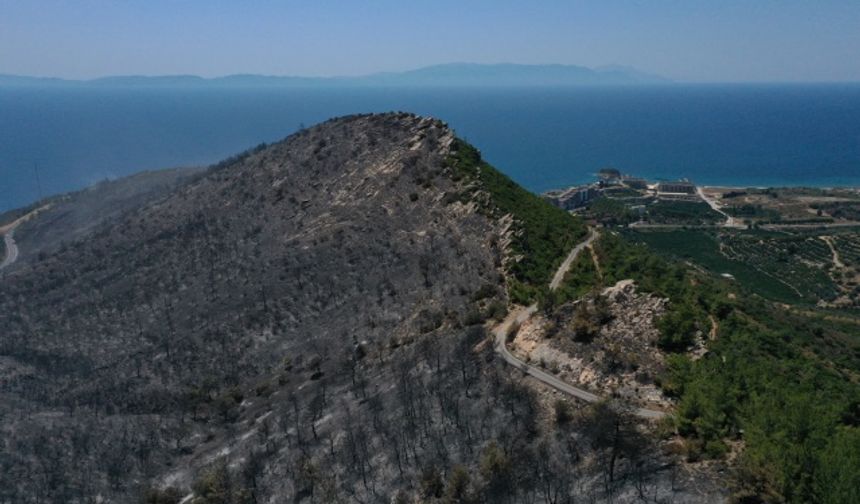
[1,0,859,82]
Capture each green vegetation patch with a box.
[446,139,587,303]
[812,201,860,221]
[624,229,840,304]
[587,197,638,226]
[724,203,782,221]
[665,301,860,503]
[645,200,724,225]
[721,232,838,301]
[832,231,860,267]
[562,230,860,502]
[553,231,726,351]
[592,233,724,351]
[554,247,600,302]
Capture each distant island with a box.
[0,62,670,88]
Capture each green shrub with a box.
[484,300,508,321]
[656,302,700,351]
[141,487,184,504]
[446,140,586,301]
[191,461,252,504]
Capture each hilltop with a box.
[4,113,855,503]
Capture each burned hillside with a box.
[0,113,719,503]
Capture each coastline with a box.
[701,184,860,191]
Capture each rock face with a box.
[0,114,722,503]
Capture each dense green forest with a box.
[561,231,860,502]
[449,146,860,500]
[446,139,587,303]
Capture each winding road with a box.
[0,229,19,270]
[0,204,51,271]
[549,230,597,290]
[697,187,744,229]
[493,228,667,420]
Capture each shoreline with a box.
[700,185,860,191]
[542,181,860,197]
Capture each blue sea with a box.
[1,84,860,212]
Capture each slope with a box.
[0,113,716,503]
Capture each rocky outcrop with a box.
[512,279,671,409]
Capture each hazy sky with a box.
[1,0,859,82]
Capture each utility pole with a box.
[33,162,43,201]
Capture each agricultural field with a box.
[586,196,639,225]
[831,231,860,266]
[723,204,781,221]
[601,186,644,198]
[720,231,840,303]
[643,200,724,225]
[624,229,813,303]
[829,231,860,303]
[625,228,860,307]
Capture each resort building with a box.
[656,179,696,195]
[543,185,599,210]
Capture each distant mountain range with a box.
[0,63,670,88]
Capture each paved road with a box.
[549,229,597,290]
[493,228,667,420]
[0,229,18,270]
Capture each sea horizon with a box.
[2,82,860,212]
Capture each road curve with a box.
[697,187,743,229]
[0,229,19,270]
[549,229,597,290]
[493,228,667,420]
[0,204,51,272]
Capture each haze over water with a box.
[2,83,860,212]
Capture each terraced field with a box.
[721,232,840,302]
[832,232,860,267]
[644,200,724,225]
[626,228,860,306]
[828,232,860,303]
